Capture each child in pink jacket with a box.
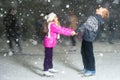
[43,12,75,77]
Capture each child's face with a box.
[96,7,104,15]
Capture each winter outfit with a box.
[43,22,73,71]
[76,14,104,74]
[43,12,74,74]
[3,13,22,53]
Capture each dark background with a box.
[0,0,120,40]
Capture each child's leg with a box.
[44,47,53,71]
[85,41,95,71]
[70,35,76,46]
[81,40,88,69]
[49,48,53,69]
[7,36,14,51]
[14,38,22,52]
[81,40,96,76]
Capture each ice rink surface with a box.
[0,39,120,80]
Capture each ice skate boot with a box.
[83,70,95,77]
[43,71,54,77]
[49,68,59,73]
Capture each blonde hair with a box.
[102,8,109,19]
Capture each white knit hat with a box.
[44,12,56,22]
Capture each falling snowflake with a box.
[79,12,82,15]
[3,54,7,57]
[16,39,19,41]
[52,5,55,7]
[20,18,23,21]
[66,4,70,8]
[61,70,65,74]
[34,62,38,64]
[11,1,14,4]
[7,40,10,43]
[20,22,23,25]
[19,13,22,16]
[27,14,30,16]
[61,9,64,11]
[99,53,103,57]
[18,0,22,4]
[4,11,7,14]
[65,51,68,54]
[40,13,44,16]
[48,0,51,2]
[0,13,3,17]
[0,8,3,11]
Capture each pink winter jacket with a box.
[43,22,73,48]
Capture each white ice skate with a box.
[43,71,54,77]
[49,68,59,73]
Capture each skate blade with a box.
[42,74,54,77]
[81,74,95,77]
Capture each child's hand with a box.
[71,31,77,36]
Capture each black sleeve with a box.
[3,16,8,26]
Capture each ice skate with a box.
[82,71,95,77]
[43,71,54,77]
[79,69,87,74]
[49,68,59,73]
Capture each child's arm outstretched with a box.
[50,23,76,36]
